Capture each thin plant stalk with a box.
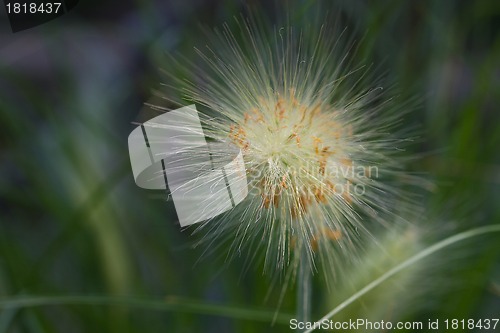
[296,248,312,329]
[304,224,500,333]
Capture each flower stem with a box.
[296,248,312,329]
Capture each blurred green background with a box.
[0,0,499,332]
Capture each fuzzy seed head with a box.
[162,13,416,278]
[231,90,354,223]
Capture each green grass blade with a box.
[0,295,293,325]
[305,224,500,333]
